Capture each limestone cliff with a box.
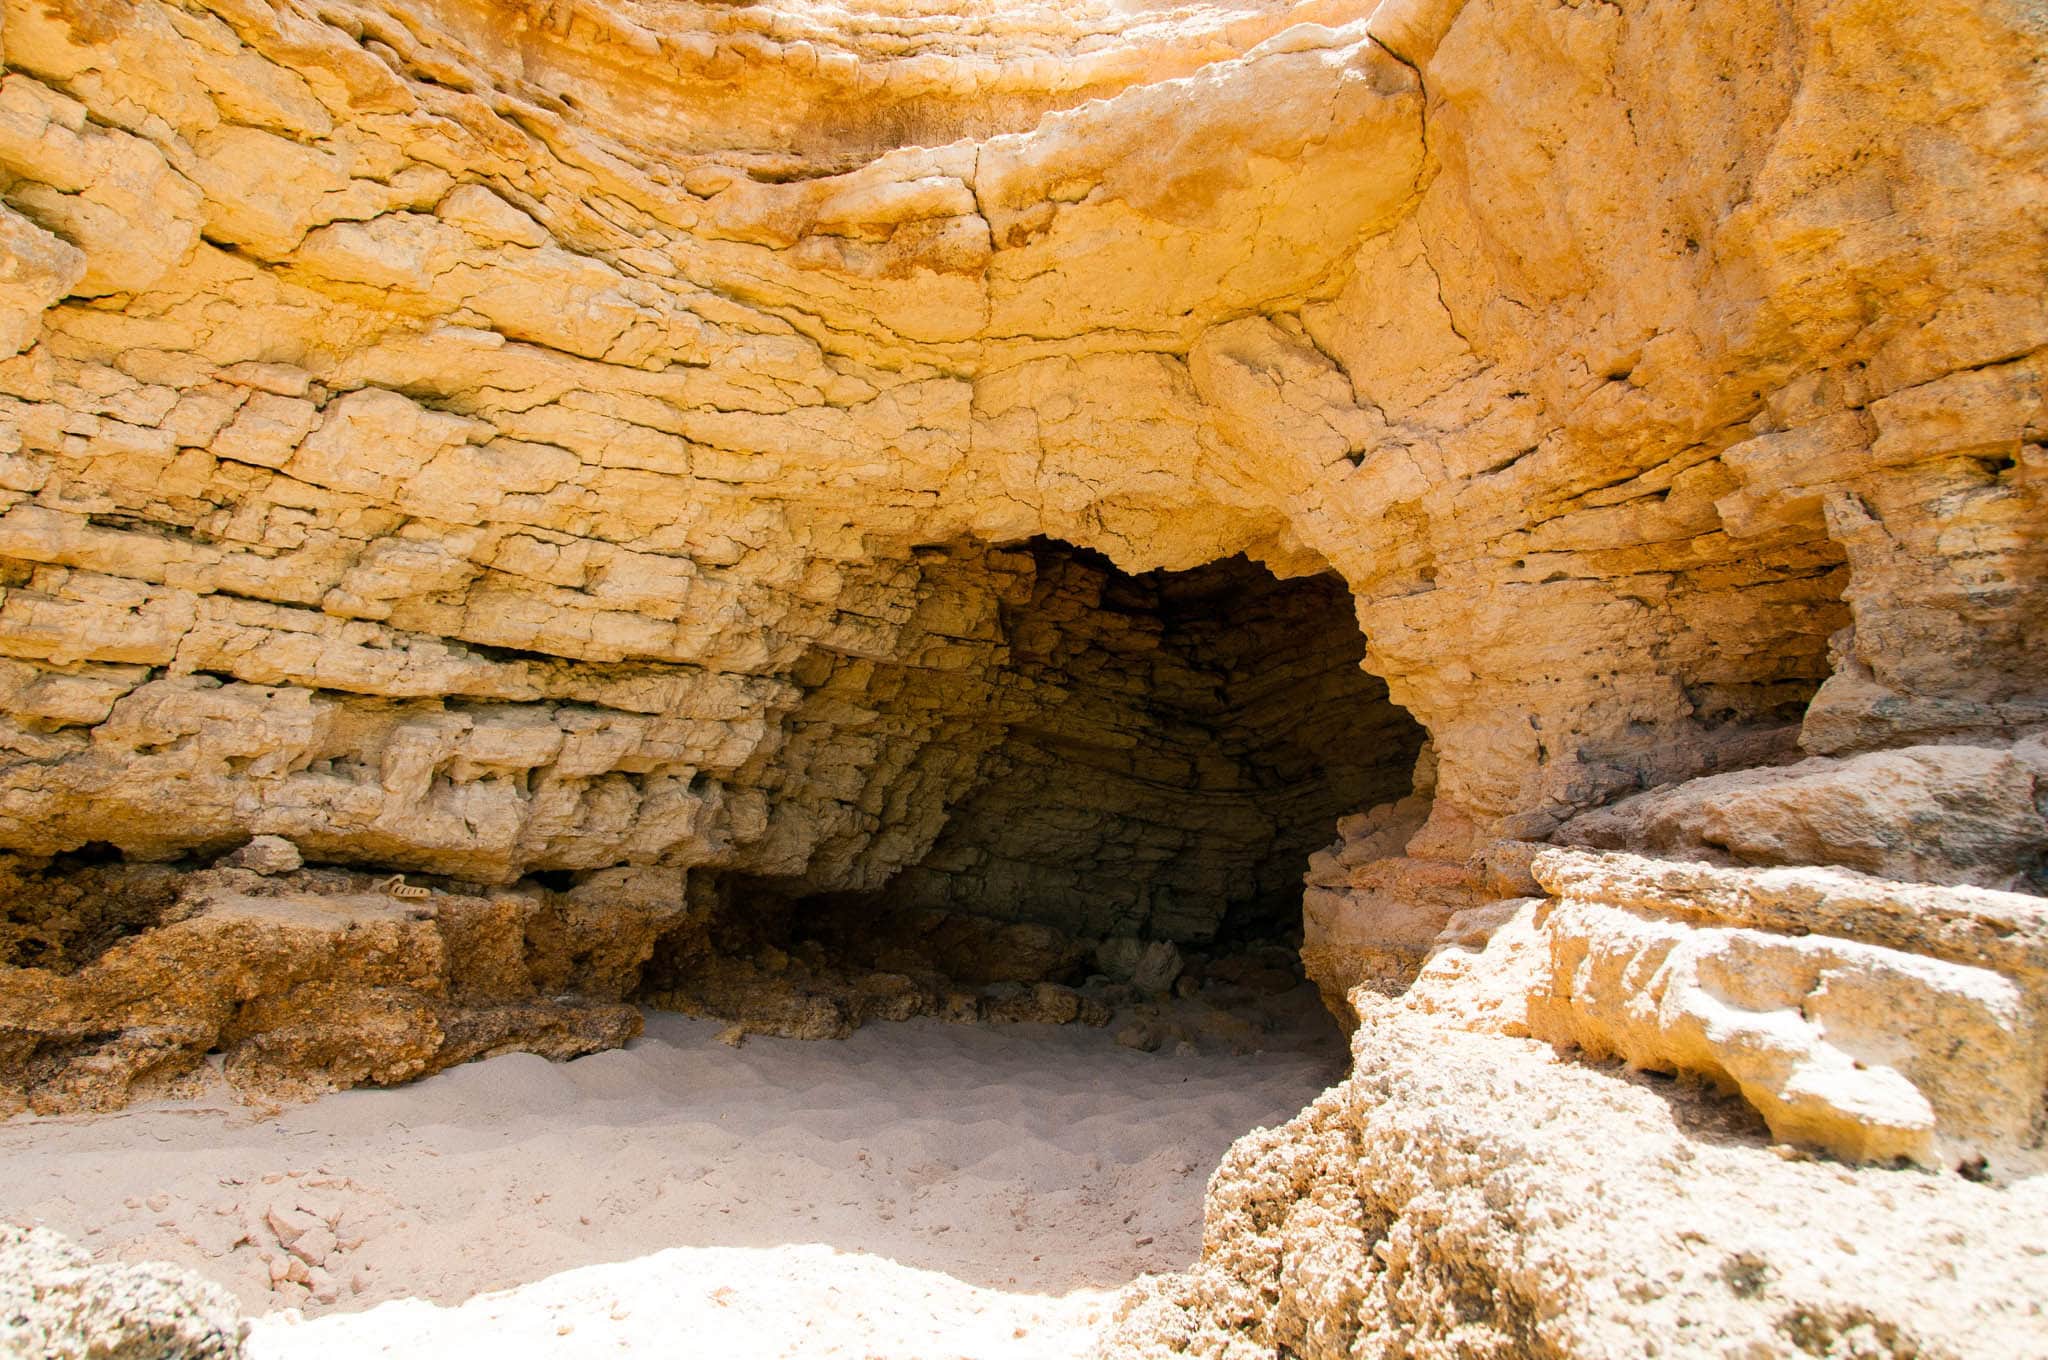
[0,0,2044,1348]
[2,0,2035,908]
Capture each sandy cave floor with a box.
[2,994,1346,1358]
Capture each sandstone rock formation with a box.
[1100,990,2048,1360]
[1111,821,2048,1353]
[1526,851,2046,1166]
[0,0,2043,1347]
[1,860,669,1114]
[1555,737,2048,893]
[4,0,2033,934]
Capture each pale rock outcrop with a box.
[1100,997,2048,1360]
[1557,734,2048,893]
[1531,888,2040,1166]
[1105,847,2048,1353]
[1393,848,2048,1168]
[0,1224,247,1360]
[1303,727,2048,1022]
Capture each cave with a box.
[643,540,1428,1034]
[7,0,2042,1345]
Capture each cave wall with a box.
[0,0,2025,895]
[828,544,1423,946]
[0,0,2040,1099]
[1,4,2041,1347]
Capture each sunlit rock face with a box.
[0,0,2043,1200]
[4,0,2048,1351]
[0,0,2035,874]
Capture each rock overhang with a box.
[0,0,2041,1218]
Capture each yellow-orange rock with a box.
[0,0,2042,1346]
[0,0,2033,905]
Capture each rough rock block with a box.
[1557,735,2048,893]
[1525,848,2048,1165]
[0,1223,246,1359]
[1301,854,1486,1021]
[1101,1001,2048,1360]
[1536,899,2040,1163]
[0,204,84,356]
[218,836,304,876]
[0,869,679,1113]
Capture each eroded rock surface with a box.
[0,1223,247,1359]
[1523,849,2048,1166]
[0,0,2044,1348]
[0,0,2035,912]
[1106,836,2048,1354]
[1100,997,2048,1360]
[1556,736,2048,893]
[1115,771,2048,1352]
[0,861,672,1114]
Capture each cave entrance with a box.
[646,539,1428,1043]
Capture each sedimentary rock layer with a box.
[0,0,2036,911]
[797,545,1424,945]
[0,2,2043,1350]
[0,860,671,1114]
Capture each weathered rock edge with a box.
[0,1223,248,1360]
[0,863,672,1115]
[1098,995,2048,1360]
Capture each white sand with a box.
[1,1004,1343,1358]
